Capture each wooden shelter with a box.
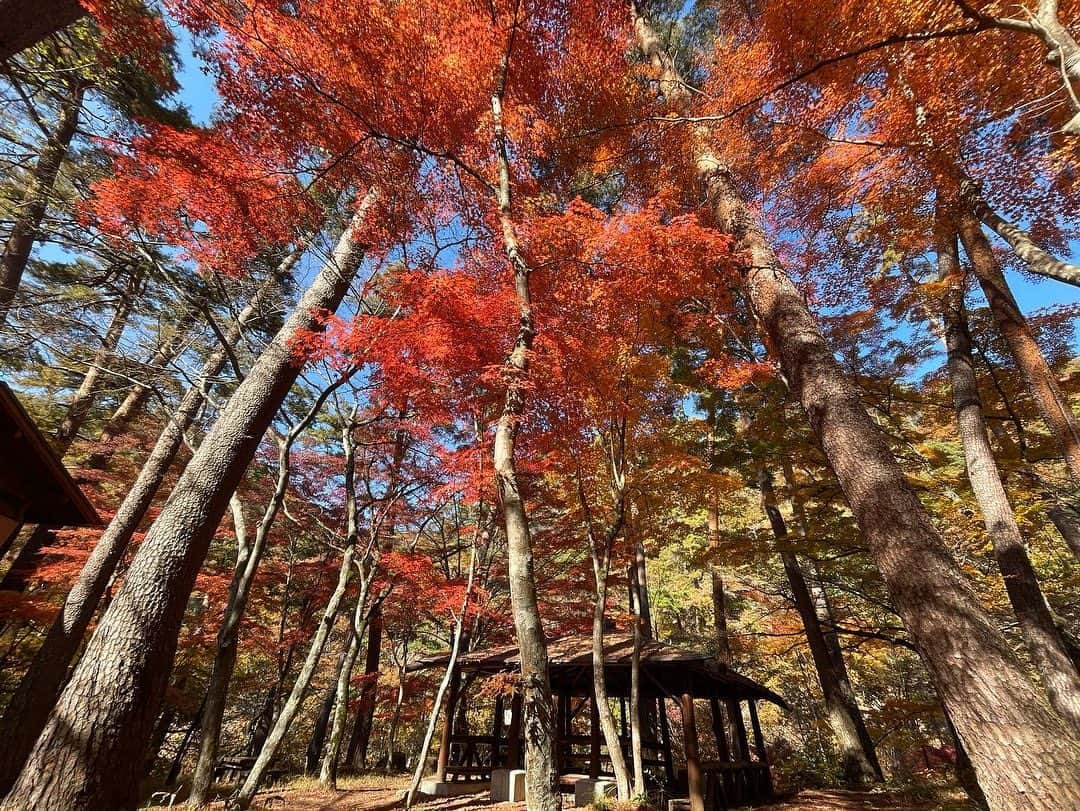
[409,634,787,809]
[0,382,100,554]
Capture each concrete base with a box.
[574,778,617,807]
[418,779,490,798]
[490,768,527,802]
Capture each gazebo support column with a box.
[434,666,462,781]
[748,699,773,800]
[492,694,504,765]
[658,697,675,783]
[732,700,751,763]
[679,693,704,811]
[708,698,731,762]
[505,692,523,769]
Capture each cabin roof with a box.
[0,383,100,527]
[409,633,787,707]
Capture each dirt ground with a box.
[197,776,957,810]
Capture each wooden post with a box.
[492,694,504,766]
[679,693,704,811]
[658,697,675,783]
[708,698,730,761]
[505,692,523,768]
[434,666,462,781]
[747,700,767,764]
[730,700,749,764]
[590,694,602,779]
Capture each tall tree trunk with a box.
[54,265,144,454]
[588,530,632,799]
[957,210,1080,487]
[347,607,383,769]
[936,215,1080,729]
[0,77,84,324]
[0,262,286,797]
[2,195,375,811]
[630,9,1080,805]
[320,599,367,789]
[489,58,557,811]
[628,544,645,797]
[759,468,883,785]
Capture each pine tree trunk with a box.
[957,210,1080,486]
[0,265,284,797]
[759,468,883,785]
[1,196,374,811]
[936,216,1080,730]
[0,78,84,324]
[700,157,1080,805]
[54,266,144,454]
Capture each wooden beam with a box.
[679,693,704,811]
[748,700,767,764]
[708,697,730,762]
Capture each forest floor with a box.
[182,775,965,810]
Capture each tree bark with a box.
[707,496,733,664]
[936,214,1080,730]
[54,265,144,454]
[957,210,1080,487]
[320,599,366,788]
[759,468,883,785]
[2,195,374,811]
[346,607,383,769]
[0,0,85,63]
[0,262,286,797]
[0,77,84,324]
[1048,503,1080,561]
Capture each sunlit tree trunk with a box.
[936,215,1080,729]
[2,196,374,811]
[957,210,1080,487]
[346,608,383,769]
